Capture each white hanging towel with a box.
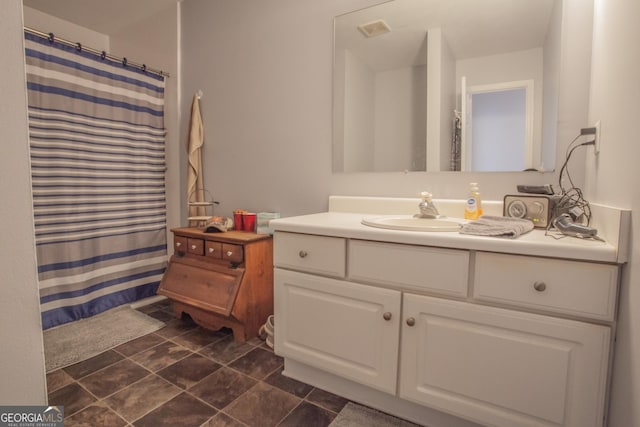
[187,93,205,217]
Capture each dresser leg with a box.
[169,300,249,342]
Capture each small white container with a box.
[257,212,280,234]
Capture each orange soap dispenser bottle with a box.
[464,182,483,220]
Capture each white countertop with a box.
[270,211,623,263]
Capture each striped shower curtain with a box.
[24,32,168,329]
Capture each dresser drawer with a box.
[473,252,619,321]
[274,232,346,278]
[222,243,243,264]
[174,236,187,254]
[187,238,204,256]
[205,241,223,259]
[349,240,469,297]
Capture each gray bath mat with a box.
[43,305,165,372]
[330,402,423,427]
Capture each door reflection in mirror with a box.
[461,80,534,172]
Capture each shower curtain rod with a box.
[24,26,170,78]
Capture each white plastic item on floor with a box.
[264,315,274,348]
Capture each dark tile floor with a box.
[46,299,349,427]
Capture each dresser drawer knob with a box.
[191,244,197,250]
[383,312,392,321]
[176,242,182,247]
[406,317,415,326]
[298,250,308,258]
[226,250,233,257]
[209,248,215,253]
[533,281,547,292]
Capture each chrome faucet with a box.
[417,191,441,218]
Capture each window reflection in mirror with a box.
[333,0,562,173]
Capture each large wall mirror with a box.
[333,0,562,173]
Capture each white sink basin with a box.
[361,215,464,232]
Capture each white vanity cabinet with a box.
[273,229,620,427]
[274,268,401,394]
[400,294,610,427]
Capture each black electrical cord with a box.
[552,134,595,226]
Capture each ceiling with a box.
[22,0,179,35]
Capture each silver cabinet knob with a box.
[226,250,233,257]
[533,281,547,292]
[383,312,392,321]
[406,317,415,326]
[209,247,215,253]
[299,250,308,258]
[191,245,197,250]
[176,242,182,247]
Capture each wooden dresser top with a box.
[171,227,272,244]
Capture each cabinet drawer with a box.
[274,232,346,278]
[349,240,469,297]
[205,241,223,259]
[222,243,243,264]
[174,236,187,254]
[473,252,618,321]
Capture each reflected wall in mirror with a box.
[333,0,562,173]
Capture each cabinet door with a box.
[399,294,610,427]
[275,269,401,394]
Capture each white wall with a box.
[344,49,375,172]
[554,0,594,191]
[426,28,443,172]
[541,0,563,172]
[23,6,109,50]
[585,0,640,425]
[425,28,456,172]
[439,34,456,172]
[0,0,47,404]
[374,65,426,172]
[426,28,456,172]
[339,51,427,173]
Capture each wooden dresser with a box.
[158,227,273,341]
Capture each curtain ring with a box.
[76,42,82,52]
[122,57,127,67]
[100,51,106,60]
[48,32,55,43]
